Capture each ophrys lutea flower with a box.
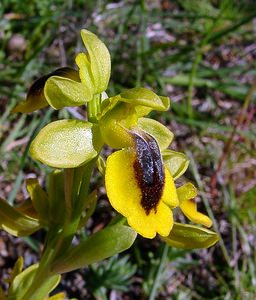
[102,88,212,239]
[106,129,178,238]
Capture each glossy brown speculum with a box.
[132,131,165,215]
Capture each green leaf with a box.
[8,264,60,300]
[12,67,80,113]
[26,178,49,222]
[44,76,92,109]
[30,120,98,168]
[0,198,40,237]
[52,225,137,273]
[79,29,111,93]
[138,118,174,150]
[9,257,24,284]
[120,88,169,111]
[16,198,39,219]
[162,223,219,249]
[162,149,189,180]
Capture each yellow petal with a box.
[105,149,140,217]
[180,199,212,228]
[105,149,174,238]
[128,201,173,238]
[162,167,179,208]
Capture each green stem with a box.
[149,244,169,300]
[20,227,61,300]
[20,161,95,299]
[64,168,74,220]
[20,92,101,299]
[88,93,101,122]
[50,161,95,266]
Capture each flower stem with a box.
[64,168,74,220]
[20,227,61,300]
[20,162,95,299]
[88,93,101,122]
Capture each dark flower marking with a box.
[28,67,80,101]
[132,131,165,215]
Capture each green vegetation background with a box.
[0,0,256,299]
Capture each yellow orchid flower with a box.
[105,130,178,239]
[102,88,213,239]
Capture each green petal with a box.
[99,95,121,119]
[162,222,219,249]
[177,182,197,203]
[99,102,135,149]
[138,118,174,150]
[30,120,98,168]
[12,67,80,113]
[80,29,111,93]
[120,88,170,111]
[44,76,92,109]
[0,197,40,237]
[162,149,189,180]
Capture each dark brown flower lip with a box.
[132,130,165,215]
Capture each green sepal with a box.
[8,263,60,300]
[47,170,65,224]
[30,120,98,168]
[44,76,92,109]
[51,225,137,274]
[12,67,80,113]
[26,178,49,223]
[78,29,111,94]
[120,88,170,111]
[162,222,219,249]
[138,117,174,151]
[177,182,197,203]
[162,149,190,180]
[0,198,40,237]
